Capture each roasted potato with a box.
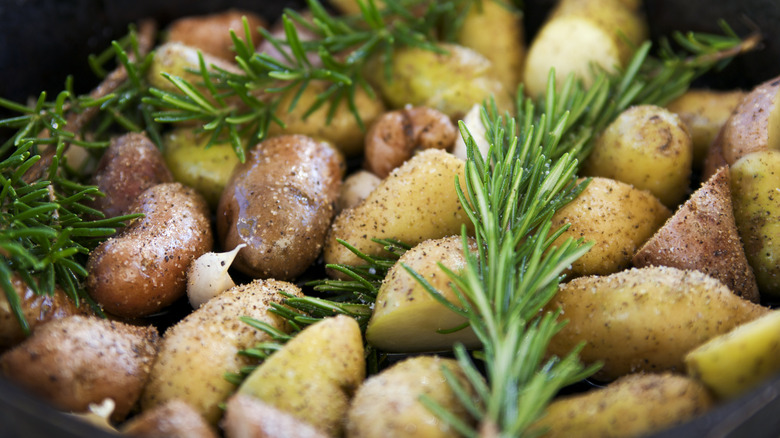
[545,266,769,380]
[633,166,760,302]
[86,183,213,318]
[162,128,243,209]
[88,132,173,219]
[238,315,365,437]
[522,0,647,97]
[217,134,344,280]
[122,399,218,438]
[0,315,158,422]
[146,42,243,97]
[456,0,525,93]
[666,89,746,168]
[685,310,780,399]
[730,150,780,297]
[549,177,670,277]
[346,355,477,438]
[0,274,91,349]
[141,279,302,425]
[365,43,511,119]
[222,394,327,438]
[530,373,714,438]
[337,170,381,213]
[582,105,693,207]
[719,74,780,165]
[366,236,479,353]
[267,80,386,158]
[323,149,473,272]
[166,9,266,62]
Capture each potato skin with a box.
[0,315,158,422]
[550,177,670,277]
[666,89,746,168]
[222,395,327,438]
[0,274,91,349]
[166,9,266,62]
[346,356,477,438]
[720,74,780,165]
[141,279,302,425]
[217,135,344,280]
[324,149,474,271]
[86,182,213,318]
[89,132,173,219]
[582,105,693,207]
[456,0,525,93]
[633,167,760,302]
[530,373,714,438]
[730,150,780,297]
[366,43,511,119]
[545,266,769,380]
[122,399,218,438]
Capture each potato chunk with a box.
[0,315,158,422]
[530,373,714,438]
[366,236,479,352]
[545,266,769,380]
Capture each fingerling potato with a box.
[545,266,769,380]
[86,183,213,318]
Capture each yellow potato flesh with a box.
[238,315,365,437]
[366,236,480,353]
[686,310,780,399]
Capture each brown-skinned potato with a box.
[633,166,760,302]
[0,274,91,349]
[122,399,218,438]
[88,132,173,219]
[221,395,327,438]
[720,74,780,165]
[166,9,266,62]
[0,315,159,423]
[217,134,344,280]
[86,182,213,318]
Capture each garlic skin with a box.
[69,398,118,432]
[187,244,246,308]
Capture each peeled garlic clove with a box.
[187,244,245,308]
[452,103,490,161]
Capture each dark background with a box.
[0,0,779,437]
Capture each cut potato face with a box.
[366,236,480,353]
[685,310,780,400]
[238,315,365,437]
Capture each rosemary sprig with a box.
[143,0,476,159]
[0,25,155,332]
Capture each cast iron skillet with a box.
[1,1,779,436]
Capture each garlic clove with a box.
[187,244,246,308]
